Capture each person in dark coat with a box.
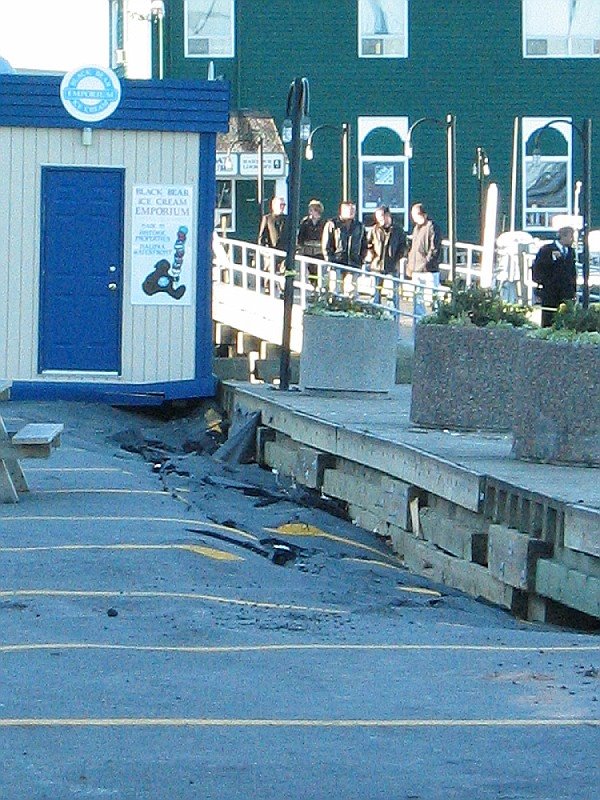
[297,199,326,286]
[322,201,367,292]
[531,226,577,327]
[258,196,289,251]
[366,205,407,305]
[258,196,289,292]
[406,202,442,318]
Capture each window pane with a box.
[526,160,567,208]
[186,0,234,58]
[362,161,405,210]
[524,0,600,57]
[359,0,407,58]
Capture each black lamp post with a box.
[305,122,351,201]
[472,146,490,244]
[533,118,592,309]
[279,77,310,391]
[404,114,458,282]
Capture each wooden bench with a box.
[0,388,64,503]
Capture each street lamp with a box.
[532,118,592,308]
[150,0,165,80]
[404,114,457,282]
[279,77,310,391]
[472,146,491,244]
[224,135,265,221]
[304,123,351,201]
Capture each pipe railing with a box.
[213,234,600,329]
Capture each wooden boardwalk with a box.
[223,382,600,623]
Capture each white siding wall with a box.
[0,127,200,384]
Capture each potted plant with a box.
[512,302,600,465]
[410,286,533,431]
[299,291,397,393]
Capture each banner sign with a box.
[131,185,194,306]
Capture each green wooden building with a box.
[115,1,600,244]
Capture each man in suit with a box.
[531,226,577,327]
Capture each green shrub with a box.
[552,301,600,333]
[421,286,531,328]
[304,290,392,319]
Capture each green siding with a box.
[162,0,599,243]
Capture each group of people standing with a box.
[258,196,443,307]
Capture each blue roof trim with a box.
[0,74,230,133]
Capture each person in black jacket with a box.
[366,205,407,305]
[531,226,577,327]
[322,201,367,293]
[297,199,326,286]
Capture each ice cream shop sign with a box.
[131,185,194,306]
[60,66,122,122]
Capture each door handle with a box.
[107,282,118,291]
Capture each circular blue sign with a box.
[60,66,122,123]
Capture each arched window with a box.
[358,118,408,226]
[522,118,572,231]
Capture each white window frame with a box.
[358,117,409,228]
[184,0,235,59]
[523,0,600,58]
[358,0,408,59]
[215,178,235,231]
[521,117,572,232]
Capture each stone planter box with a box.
[512,338,600,466]
[299,314,397,393]
[410,324,524,431]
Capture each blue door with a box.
[39,167,124,372]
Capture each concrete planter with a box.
[512,338,600,465]
[410,324,524,431]
[299,314,397,393]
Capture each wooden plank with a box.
[12,423,64,446]
[488,524,552,590]
[0,442,52,459]
[0,460,19,503]
[564,505,600,558]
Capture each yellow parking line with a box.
[0,515,259,541]
[0,543,242,561]
[0,717,596,729]
[0,590,346,616]
[397,586,443,597]
[1,643,598,655]
[342,557,404,571]
[267,523,399,561]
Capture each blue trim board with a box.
[11,377,217,407]
[195,134,218,388]
[0,75,230,133]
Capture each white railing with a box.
[212,234,599,351]
[213,234,484,319]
